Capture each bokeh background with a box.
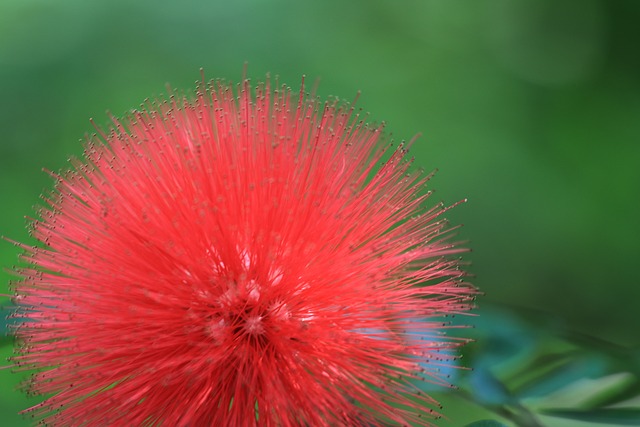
[1,0,638,426]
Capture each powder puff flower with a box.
[10,76,475,426]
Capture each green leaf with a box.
[542,408,640,425]
[464,420,511,427]
[532,372,637,411]
[469,367,515,405]
[0,306,9,337]
[0,304,18,338]
[467,310,536,373]
[513,352,607,399]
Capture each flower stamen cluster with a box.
[11,77,476,426]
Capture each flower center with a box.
[200,278,273,347]
[243,315,265,335]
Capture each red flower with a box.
[12,77,475,426]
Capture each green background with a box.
[1,0,638,425]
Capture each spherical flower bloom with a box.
[11,76,475,426]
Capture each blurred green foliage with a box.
[1,0,639,425]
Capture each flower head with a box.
[12,77,475,426]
